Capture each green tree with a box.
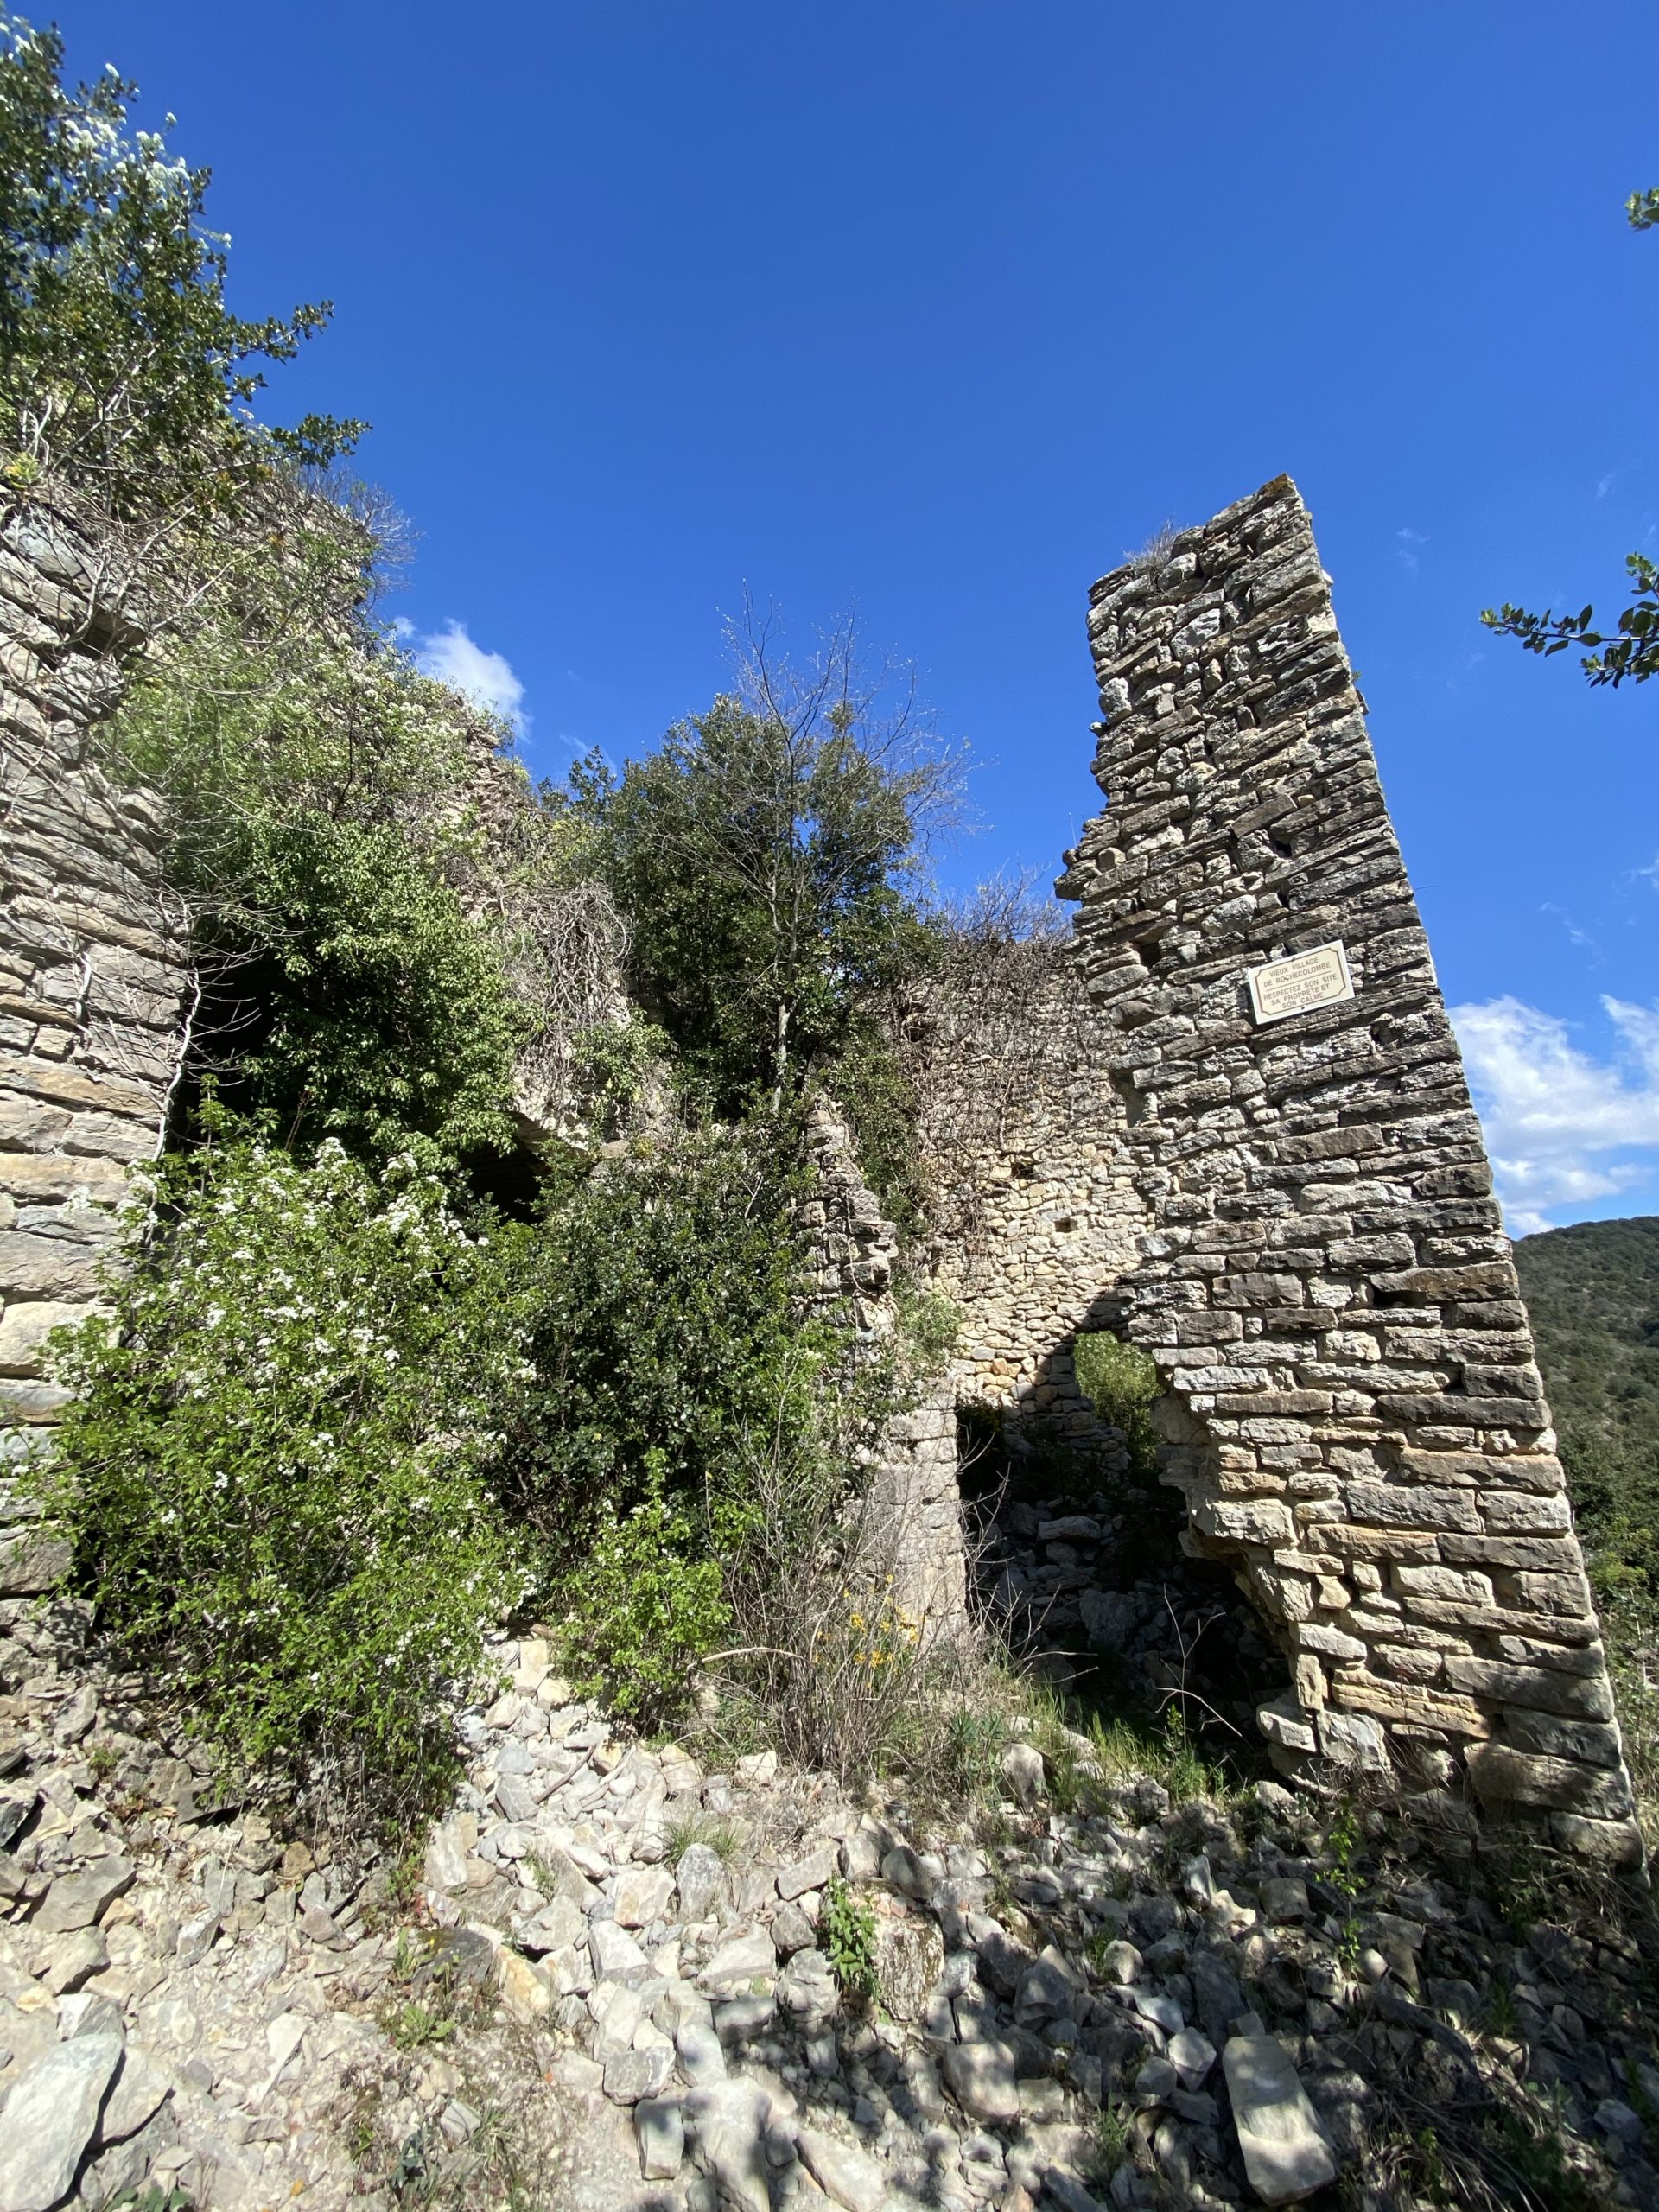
[0,8,358,520]
[573,613,960,1115]
[1482,188,1659,688]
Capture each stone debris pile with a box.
[0,1606,1654,2211]
[974,1490,1286,1731]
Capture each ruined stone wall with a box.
[1053,474,1634,1858]
[802,1103,965,1632]
[901,955,1148,1434]
[0,499,190,1532]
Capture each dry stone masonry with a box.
[803,1103,966,1633]
[1052,475,1635,1859]
[0,501,190,1543]
[902,954,1147,1438]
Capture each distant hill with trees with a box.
[1513,1215,1659,1594]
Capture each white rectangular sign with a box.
[1247,940,1354,1025]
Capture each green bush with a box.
[500,1123,819,1545]
[1073,1329,1161,1476]
[554,1455,734,1723]
[212,816,526,1170]
[497,1122,836,1721]
[39,1116,528,1824]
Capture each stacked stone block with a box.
[802,1103,966,1634]
[1057,474,1634,1858]
[0,499,188,1528]
[901,960,1148,1433]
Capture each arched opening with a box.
[957,1325,1290,1780]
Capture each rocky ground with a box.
[3,1581,1659,2212]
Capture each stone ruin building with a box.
[0,474,1640,1860]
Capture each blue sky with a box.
[52,0,1659,1235]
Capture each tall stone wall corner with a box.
[1065,474,1637,1860]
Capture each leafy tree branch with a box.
[1482,185,1659,688]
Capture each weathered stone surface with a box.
[99,2047,172,2145]
[674,1841,726,1921]
[798,2125,886,2212]
[1222,2032,1338,2203]
[872,1901,945,2023]
[684,2078,776,2212]
[999,1743,1046,1804]
[613,1865,674,1928]
[941,2038,1020,2121]
[32,1855,134,1933]
[0,2030,124,2210]
[635,2095,684,2179]
[0,1532,71,1596]
[777,1844,838,1901]
[603,2044,673,2105]
[697,1925,776,1996]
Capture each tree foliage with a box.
[1513,1214,1659,1595]
[572,613,959,1116]
[499,1125,819,1548]
[1482,188,1659,689]
[0,8,358,520]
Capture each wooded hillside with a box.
[1514,1214,1659,1592]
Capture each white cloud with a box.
[1395,526,1427,577]
[406,619,527,733]
[1449,994,1659,1234]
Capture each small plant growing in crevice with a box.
[820,1874,880,2008]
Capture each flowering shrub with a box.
[39,1116,529,1824]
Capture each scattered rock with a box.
[636,2094,685,2178]
[30,1857,135,1934]
[1222,2032,1338,2204]
[798,2124,886,2212]
[1000,1743,1046,1804]
[675,1841,726,1921]
[0,2031,124,2211]
[942,2038,1020,2122]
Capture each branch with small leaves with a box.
[1482,553,1659,689]
[1482,187,1659,693]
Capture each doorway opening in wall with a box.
[959,1327,1286,1794]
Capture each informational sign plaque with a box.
[1246,940,1354,1025]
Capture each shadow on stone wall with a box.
[955,1330,1290,1779]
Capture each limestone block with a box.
[1444,1656,1614,1721]
[1465,1742,1635,1821]
[1221,2032,1337,2202]
[1192,1497,1294,1547]
[1394,1564,1494,1606]
[0,1229,104,1300]
[0,1297,87,1375]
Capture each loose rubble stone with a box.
[798,2125,886,2212]
[778,1845,838,1901]
[604,2045,674,2104]
[1000,1744,1046,1804]
[675,1842,726,1921]
[942,2039,1020,2122]
[613,1865,675,1928]
[0,2030,124,2211]
[1222,2032,1338,2204]
[30,1858,134,1934]
[685,2078,777,2212]
[698,1926,777,1996]
[99,2048,172,2145]
[636,2094,685,2178]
